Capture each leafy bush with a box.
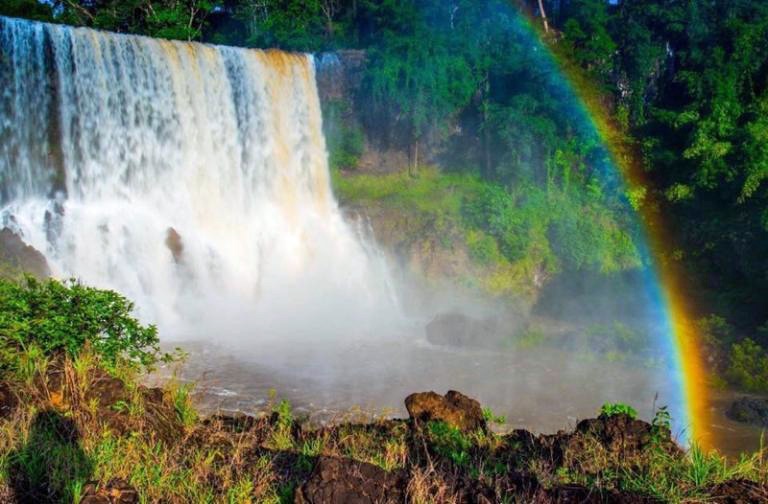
[465,230,502,265]
[726,338,768,393]
[600,402,638,419]
[0,276,162,374]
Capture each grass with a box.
[0,348,766,502]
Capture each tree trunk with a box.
[482,74,491,179]
[537,0,550,33]
[410,140,419,176]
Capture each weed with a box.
[599,402,637,419]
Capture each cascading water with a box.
[0,16,400,342]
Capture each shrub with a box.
[0,276,163,374]
[427,421,472,466]
[600,402,637,419]
[726,338,768,393]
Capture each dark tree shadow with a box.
[8,410,93,503]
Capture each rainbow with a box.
[506,6,714,449]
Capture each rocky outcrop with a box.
[165,227,183,263]
[0,228,50,278]
[405,390,486,433]
[294,456,405,504]
[315,51,366,103]
[727,397,768,427]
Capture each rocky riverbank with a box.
[1,357,766,503]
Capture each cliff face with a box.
[0,228,50,279]
[315,51,416,174]
[316,52,541,308]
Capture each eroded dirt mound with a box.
[295,456,406,504]
[709,479,768,504]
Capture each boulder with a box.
[165,228,183,263]
[573,413,678,457]
[0,228,50,278]
[405,390,486,432]
[425,311,519,350]
[294,456,405,504]
[81,479,139,504]
[726,397,768,427]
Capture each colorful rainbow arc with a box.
[509,8,713,449]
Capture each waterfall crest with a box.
[0,16,399,341]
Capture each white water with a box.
[0,16,400,342]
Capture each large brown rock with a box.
[294,456,405,504]
[405,390,486,432]
[165,227,183,263]
[0,228,50,278]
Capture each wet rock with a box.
[726,397,768,427]
[709,479,768,503]
[81,479,139,504]
[425,311,507,350]
[165,227,183,263]
[294,456,405,504]
[405,390,486,432]
[0,382,18,419]
[0,228,50,278]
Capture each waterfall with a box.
[0,16,400,342]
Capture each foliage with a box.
[322,100,365,171]
[426,421,472,467]
[482,408,506,425]
[0,0,53,22]
[726,338,768,393]
[0,276,163,374]
[599,402,638,419]
[54,0,219,41]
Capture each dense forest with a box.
[2,0,767,391]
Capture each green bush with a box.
[0,276,163,374]
[600,402,638,419]
[726,338,768,393]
